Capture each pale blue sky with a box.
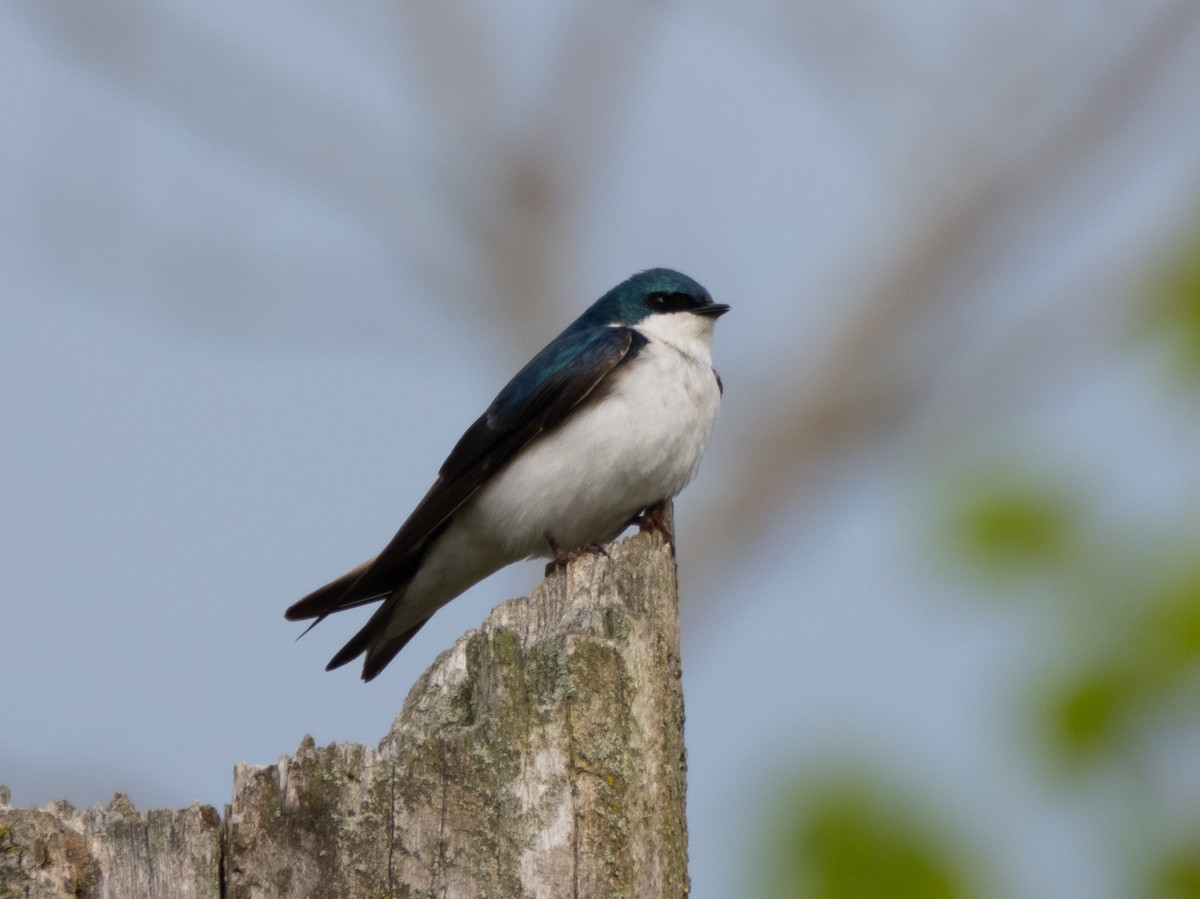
[5,4,1200,896]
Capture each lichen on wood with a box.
[2,528,690,898]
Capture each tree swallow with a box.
[286,268,729,681]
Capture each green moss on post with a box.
[0,525,690,898]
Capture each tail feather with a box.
[287,542,435,679]
[360,619,428,681]
[285,559,377,622]
[322,594,432,681]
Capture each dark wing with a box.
[285,325,645,625]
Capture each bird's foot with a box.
[630,500,674,547]
[544,534,609,576]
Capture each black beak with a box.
[694,303,730,318]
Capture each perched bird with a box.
[286,268,729,680]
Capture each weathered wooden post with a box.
[1,529,690,898]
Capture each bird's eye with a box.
[645,291,698,312]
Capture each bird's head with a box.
[581,268,729,344]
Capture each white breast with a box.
[463,311,723,558]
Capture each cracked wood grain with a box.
[1,528,690,898]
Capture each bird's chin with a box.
[636,309,719,351]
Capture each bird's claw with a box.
[544,534,609,576]
[630,501,674,547]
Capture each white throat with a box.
[628,311,717,365]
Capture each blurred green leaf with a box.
[1148,237,1200,375]
[1046,664,1138,766]
[1142,571,1200,668]
[1150,839,1200,899]
[1041,566,1200,769]
[951,480,1075,574]
[767,777,973,899]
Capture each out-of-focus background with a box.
[5,2,1200,896]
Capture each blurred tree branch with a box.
[396,1,671,344]
[688,0,1200,589]
[9,0,1200,594]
